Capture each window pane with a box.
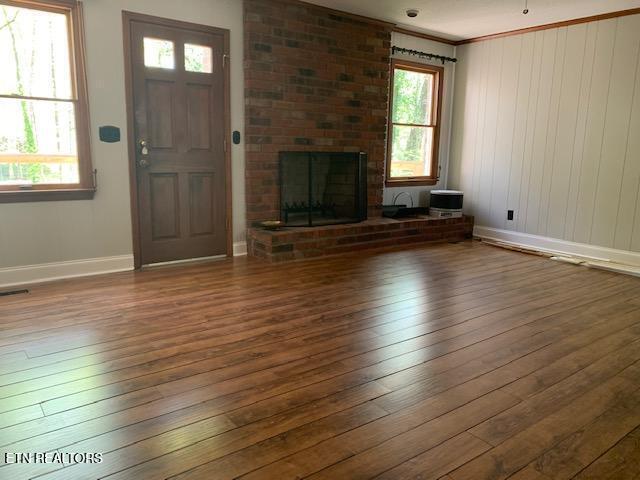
[0,98,79,185]
[390,125,434,178]
[185,43,213,73]
[392,68,434,125]
[0,5,72,99]
[144,38,175,69]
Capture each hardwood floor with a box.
[1,240,639,480]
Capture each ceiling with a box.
[302,0,640,40]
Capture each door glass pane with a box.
[0,4,73,99]
[392,68,434,125]
[0,98,79,185]
[390,125,434,178]
[144,37,175,69]
[185,43,213,73]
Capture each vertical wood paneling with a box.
[470,42,491,219]
[476,39,504,225]
[447,44,467,191]
[451,14,640,254]
[537,27,567,236]
[505,33,535,230]
[516,31,545,232]
[619,28,640,251]
[563,22,598,241]
[449,43,478,201]
[546,24,588,239]
[524,29,558,234]
[591,14,640,248]
[488,36,521,229]
[571,19,617,244]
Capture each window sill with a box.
[385,179,438,187]
[0,188,96,203]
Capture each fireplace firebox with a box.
[279,151,367,227]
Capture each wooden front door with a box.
[128,15,229,265]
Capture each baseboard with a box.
[0,255,135,288]
[473,226,640,267]
[233,241,247,256]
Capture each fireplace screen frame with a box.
[279,151,368,227]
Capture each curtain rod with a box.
[391,46,457,64]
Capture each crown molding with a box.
[456,7,640,45]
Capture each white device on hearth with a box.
[429,190,464,218]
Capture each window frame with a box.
[386,59,444,187]
[0,0,94,203]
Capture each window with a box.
[184,43,212,73]
[0,0,93,202]
[143,37,175,69]
[387,60,443,186]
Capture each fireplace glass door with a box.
[280,152,367,226]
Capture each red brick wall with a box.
[244,0,392,225]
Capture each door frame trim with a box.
[122,10,233,269]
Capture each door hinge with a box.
[93,169,98,189]
[223,54,229,68]
[224,139,227,152]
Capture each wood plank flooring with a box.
[1,240,639,480]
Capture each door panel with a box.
[146,80,176,149]
[186,84,212,150]
[150,173,180,240]
[189,173,215,236]
[130,18,227,264]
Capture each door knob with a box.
[139,139,149,155]
[138,139,149,168]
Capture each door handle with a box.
[139,139,149,155]
[138,139,150,168]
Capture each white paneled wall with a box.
[449,14,640,253]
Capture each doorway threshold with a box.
[142,255,227,269]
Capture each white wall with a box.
[449,14,640,254]
[0,0,245,271]
[383,32,456,208]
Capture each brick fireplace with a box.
[244,0,474,261]
[244,0,392,224]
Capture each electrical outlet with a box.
[507,210,514,221]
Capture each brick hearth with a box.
[248,216,474,262]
